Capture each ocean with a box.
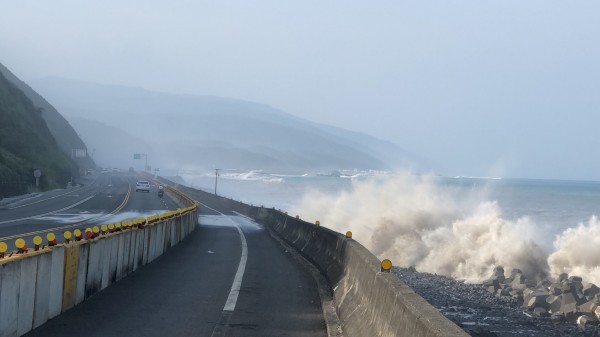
[178,170,600,285]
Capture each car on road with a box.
[135,180,151,192]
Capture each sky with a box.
[1,1,600,180]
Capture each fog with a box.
[2,1,600,179]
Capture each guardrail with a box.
[0,192,198,337]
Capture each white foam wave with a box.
[548,216,600,285]
[295,171,550,283]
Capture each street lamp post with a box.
[214,169,220,195]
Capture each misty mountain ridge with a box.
[0,70,73,197]
[0,66,93,174]
[30,76,432,174]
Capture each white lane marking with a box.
[197,201,248,313]
[0,195,96,224]
[223,216,248,312]
[8,186,84,209]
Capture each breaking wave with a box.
[295,171,597,284]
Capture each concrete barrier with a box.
[260,211,468,337]
[167,182,468,337]
[0,202,198,337]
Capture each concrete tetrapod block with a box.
[549,283,562,296]
[557,273,569,283]
[533,307,550,317]
[546,295,562,314]
[512,272,527,288]
[577,314,598,329]
[584,283,600,299]
[0,260,21,337]
[579,298,599,315]
[594,305,600,321]
[524,291,550,311]
[17,256,38,336]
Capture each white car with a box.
[135,180,151,192]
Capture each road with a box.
[22,185,328,337]
[0,173,179,249]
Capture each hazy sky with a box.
[2,1,600,180]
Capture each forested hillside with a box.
[0,72,73,197]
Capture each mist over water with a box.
[181,169,600,285]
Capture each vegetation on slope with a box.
[0,72,73,197]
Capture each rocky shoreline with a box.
[393,267,600,336]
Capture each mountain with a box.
[0,64,94,174]
[29,77,431,173]
[0,71,73,197]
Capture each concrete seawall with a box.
[170,182,469,337]
[0,196,198,337]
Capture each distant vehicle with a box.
[158,189,164,198]
[135,180,150,192]
[101,168,109,174]
[112,168,119,172]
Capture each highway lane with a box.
[0,173,179,250]
[24,186,328,337]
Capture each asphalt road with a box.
[0,172,179,250]
[23,187,328,337]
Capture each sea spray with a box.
[548,216,600,286]
[296,171,549,282]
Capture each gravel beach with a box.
[393,267,599,336]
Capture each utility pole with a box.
[214,169,220,195]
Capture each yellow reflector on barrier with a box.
[381,259,392,272]
[108,224,115,230]
[33,236,43,245]
[0,242,7,253]
[101,224,108,232]
[74,229,82,237]
[93,226,100,234]
[47,232,56,241]
[115,223,121,229]
[64,231,72,240]
[15,238,26,249]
